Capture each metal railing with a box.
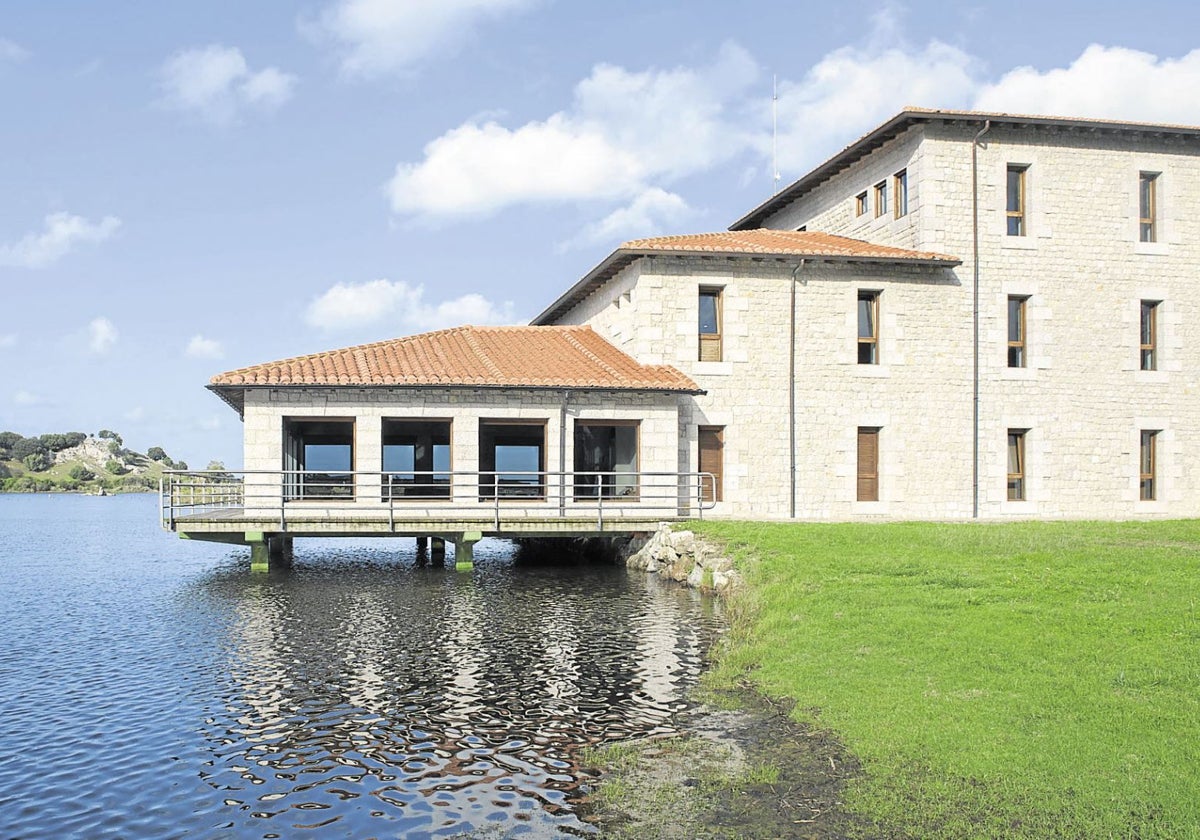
[161,469,717,532]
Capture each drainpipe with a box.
[790,259,807,519]
[559,389,571,517]
[971,119,991,519]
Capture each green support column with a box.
[246,531,269,573]
[455,531,482,571]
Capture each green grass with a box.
[694,519,1200,839]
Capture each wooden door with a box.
[698,427,723,503]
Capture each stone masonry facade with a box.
[548,117,1200,520]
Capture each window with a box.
[479,420,545,500]
[857,290,879,364]
[698,427,723,503]
[1007,430,1026,501]
[1007,296,1028,368]
[857,427,879,502]
[382,419,451,499]
[698,287,722,362]
[893,169,908,218]
[1140,430,1158,501]
[574,421,639,500]
[1140,300,1159,371]
[1006,165,1027,236]
[855,191,868,217]
[873,181,888,218]
[1139,172,1158,242]
[282,418,354,500]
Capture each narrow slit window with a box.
[1007,165,1027,236]
[1007,429,1026,501]
[855,191,868,217]
[894,169,908,218]
[873,181,888,218]
[1139,172,1158,242]
[857,290,879,365]
[1140,430,1158,501]
[1140,300,1159,371]
[698,287,722,362]
[857,427,879,502]
[1008,296,1028,368]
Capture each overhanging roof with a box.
[209,325,702,414]
[730,107,1200,231]
[531,228,959,325]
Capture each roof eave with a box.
[208,381,706,398]
[530,249,636,325]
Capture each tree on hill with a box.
[97,430,123,447]
[68,464,95,481]
[11,438,47,462]
[0,431,22,458]
[38,432,87,452]
[147,446,167,461]
[22,451,52,472]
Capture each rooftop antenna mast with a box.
[772,74,781,195]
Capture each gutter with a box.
[790,260,807,518]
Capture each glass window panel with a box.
[1007,169,1022,212]
[1007,434,1021,474]
[858,298,875,338]
[699,293,719,334]
[1008,299,1022,342]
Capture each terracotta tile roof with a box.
[532,229,958,325]
[209,325,700,396]
[619,229,958,263]
[731,107,1200,231]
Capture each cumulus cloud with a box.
[308,0,540,78]
[0,37,29,62]
[387,42,758,219]
[559,188,693,251]
[185,335,225,359]
[13,390,42,406]
[305,278,517,332]
[88,317,118,354]
[159,44,296,124]
[0,212,121,269]
[975,45,1200,125]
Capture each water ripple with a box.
[0,496,724,838]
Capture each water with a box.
[0,494,724,839]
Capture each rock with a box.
[644,559,661,573]
[687,564,705,589]
[669,530,696,555]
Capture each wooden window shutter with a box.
[857,427,879,502]
[698,427,723,503]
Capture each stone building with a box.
[206,107,1199,524]
[534,108,1200,520]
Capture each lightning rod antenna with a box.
[772,74,780,195]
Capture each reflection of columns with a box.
[246,532,293,571]
[431,537,446,565]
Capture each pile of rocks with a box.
[623,524,742,595]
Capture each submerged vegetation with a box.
[693,519,1200,839]
[0,429,188,493]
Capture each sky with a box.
[3,0,1200,469]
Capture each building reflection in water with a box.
[194,540,725,836]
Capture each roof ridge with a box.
[461,327,507,381]
[561,327,626,382]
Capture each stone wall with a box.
[621,523,743,596]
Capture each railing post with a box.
[493,472,501,531]
[596,473,603,530]
[388,473,395,532]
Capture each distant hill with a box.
[0,430,198,494]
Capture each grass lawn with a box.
[693,519,1200,839]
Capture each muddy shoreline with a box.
[578,684,869,839]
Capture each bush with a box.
[11,438,47,462]
[0,463,10,479]
[104,459,127,476]
[39,432,87,452]
[0,431,23,450]
[98,430,123,446]
[147,446,167,461]
[22,451,52,472]
[68,464,95,482]
[174,461,188,471]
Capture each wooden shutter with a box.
[857,428,878,502]
[698,427,723,503]
[699,333,723,362]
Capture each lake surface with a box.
[0,494,724,839]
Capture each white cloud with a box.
[308,0,540,78]
[88,317,118,354]
[0,38,29,62]
[771,11,979,175]
[387,42,758,218]
[975,45,1200,125]
[559,188,693,251]
[124,406,146,422]
[0,334,15,349]
[0,212,121,269]
[159,44,296,124]
[305,278,516,332]
[13,390,41,406]
[185,335,225,359]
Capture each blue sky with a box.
[3,0,1200,468]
